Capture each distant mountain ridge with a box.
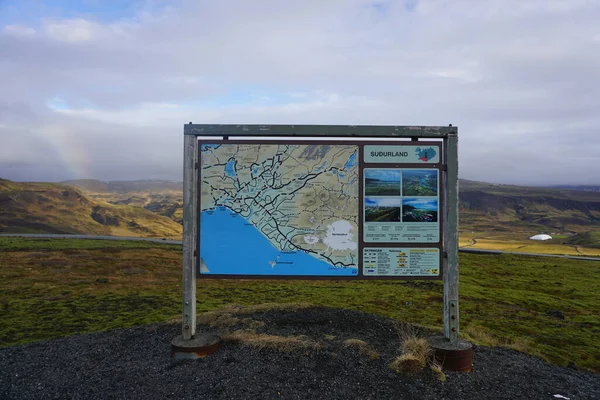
[62,179,183,224]
[546,185,600,192]
[4,177,599,247]
[61,179,183,193]
[459,179,600,248]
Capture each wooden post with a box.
[182,134,198,340]
[443,132,459,343]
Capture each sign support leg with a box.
[182,134,198,340]
[172,134,222,359]
[443,133,459,343]
[430,131,472,372]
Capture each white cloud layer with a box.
[0,0,599,184]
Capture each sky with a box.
[365,169,401,182]
[402,198,438,210]
[365,197,401,207]
[0,0,599,185]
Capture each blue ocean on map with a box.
[200,208,357,276]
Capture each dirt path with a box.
[461,238,477,248]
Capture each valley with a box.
[0,179,182,238]
[459,179,600,255]
[1,177,599,254]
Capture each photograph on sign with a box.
[364,169,401,196]
[402,169,438,196]
[364,197,401,222]
[363,167,440,243]
[402,198,438,223]
[199,143,359,277]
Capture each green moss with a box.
[1,241,599,373]
[0,237,181,252]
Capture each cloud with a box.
[0,0,599,184]
[44,18,100,42]
[365,169,401,182]
[402,198,438,210]
[2,24,36,37]
[365,197,401,207]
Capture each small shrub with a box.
[389,328,434,376]
[389,353,426,374]
[430,359,447,382]
[343,338,381,360]
[402,337,431,361]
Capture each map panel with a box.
[199,143,359,276]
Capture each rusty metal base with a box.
[428,336,473,372]
[171,334,222,360]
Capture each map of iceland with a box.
[416,147,437,162]
[199,144,359,276]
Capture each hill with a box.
[0,179,182,237]
[547,185,600,192]
[35,178,600,249]
[459,179,600,248]
[61,179,183,193]
[62,179,183,224]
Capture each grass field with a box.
[365,181,400,196]
[459,232,600,257]
[1,237,599,373]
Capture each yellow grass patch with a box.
[389,353,426,374]
[429,359,447,382]
[463,325,500,347]
[216,302,314,314]
[401,337,432,362]
[342,338,380,360]
[389,327,434,375]
[221,330,322,353]
[196,303,311,329]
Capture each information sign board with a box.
[197,141,442,279]
[180,124,460,344]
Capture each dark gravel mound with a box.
[1,306,599,399]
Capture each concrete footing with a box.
[171,334,222,360]
[428,336,473,372]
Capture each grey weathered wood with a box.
[182,135,198,340]
[184,124,456,138]
[443,132,460,343]
[184,123,461,343]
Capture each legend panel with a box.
[362,248,440,277]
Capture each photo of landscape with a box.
[364,169,401,196]
[402,169,438,196]
[402,198,438,223]
[364,197,401,222]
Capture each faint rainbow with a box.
[44,98,94,179]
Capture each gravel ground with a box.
[1,307,599,400]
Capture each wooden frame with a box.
[182,124,459,343]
